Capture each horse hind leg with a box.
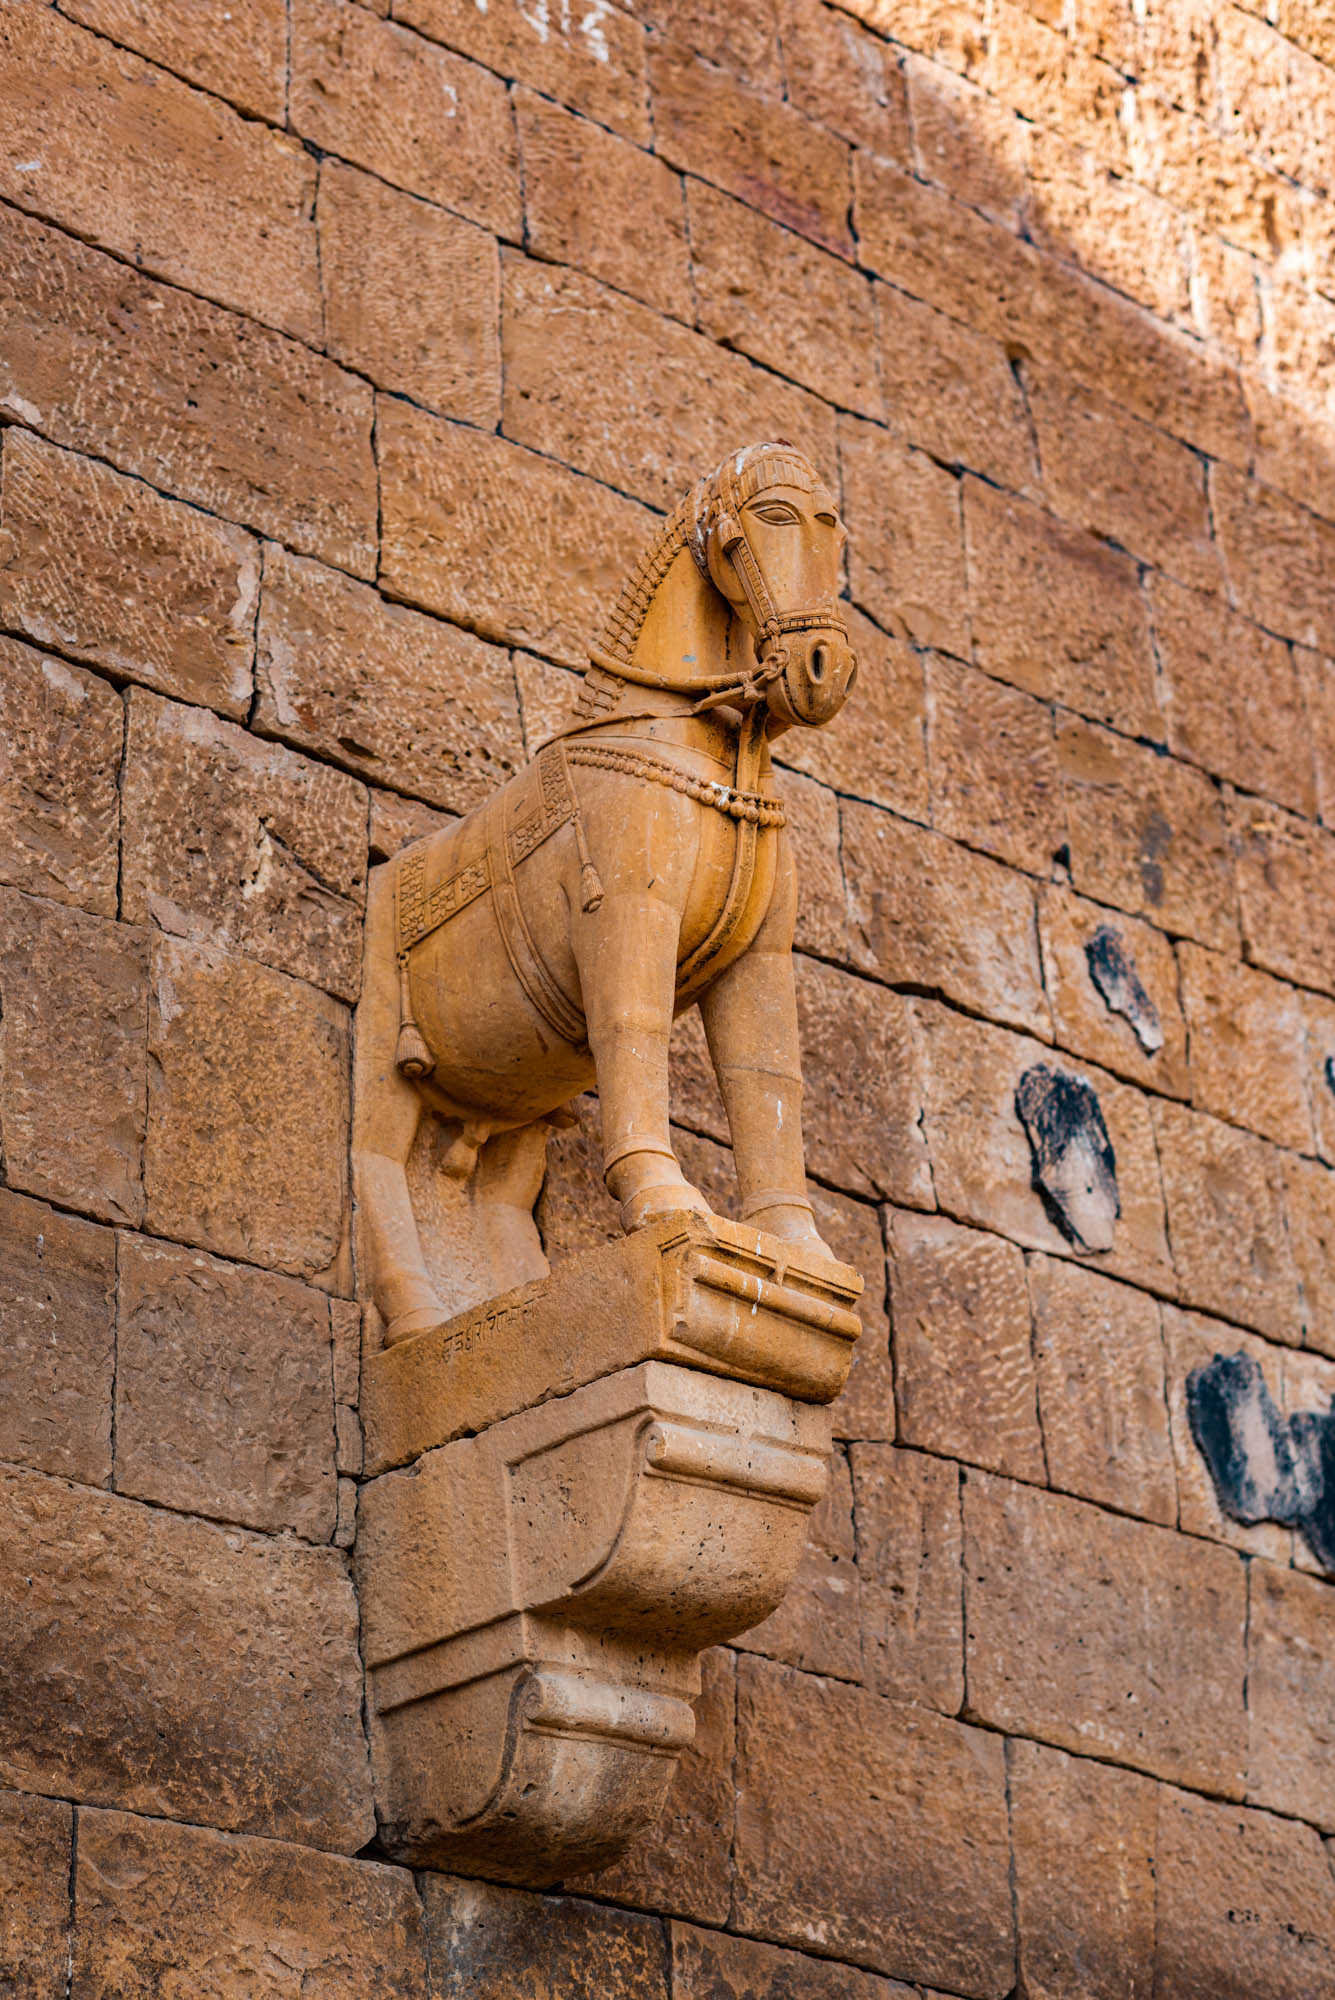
[468,1119,554,1297]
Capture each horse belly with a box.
[677,809,779,990]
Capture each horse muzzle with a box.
[763,624,858,727]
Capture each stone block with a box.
[1210,463,1335,655]
[1056,715,1240,954]
[1302,986,1335,1168]
[420,1878,668,1998]
[773,608,929,823]
[793,955,934,1206]
[1153,1100,1300,1344]
[852,1442,964,1713]
[0,891,147,1227]
[1247,1558,1335,1833]
[72,1810,426,1997]
[737,1449,862,1681]
[1160,1304,1292,1561]
[1178,943,1315,1152]
[908,55,1029,224]
[0,430,256,718]
[0,1189,114,1487]
[399,0,650,145]
[813,1186,892,1442]
[377,401,655,668]
[514,654,583,760]
[0,1,321,344]
[840,417,967,656]
[0,1787,72,2000]
[517,92,689,322]
[841,803,1050,1037]
[1038,886,1189,1097]
[925,653,1065,876]
[1152,575,1317,817]
[256,545,523,815]
[1028,1254,1177,1525]
[501,255,836,514]
[853,147,1039,338]
[875,282,1036,490]
[650,33,853,254]
[1155,1789,1335,2000]
[1008,1738,1157,2000]
[774,768,849,961]
[1232,794,1335,999]
[1284,1152,1335,1359]
[780,0,912,160]
[981,1,1129,164]
[145,937,350,1282]
[963,479,1161,739]
[733,1656,1013,1994]
[122,689,367,1002]
[689,182,880,417]
[1026,126,1191,326]
[115,1235,337,1541]
[369,790,456,865]
[0,637,121,918]
[672,1923,914,1998]
[888,1211,1044,1482]
[0,1468,372,1848]
[290,0,521,235]
[61,0,288,121]
[963,1471,1247,1792]
[1298,646,1335,828]
[0,205,376,576]
[318,162,501,424]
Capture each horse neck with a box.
[626,545,736,705]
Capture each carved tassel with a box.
[394,950,434,1079]
[562,745,605,913]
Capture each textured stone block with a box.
[369,790,455,865]
[122,689,367,1002]
[908,55,1029,223]
[318,161,501,424]
[1160,1305,1292,1562]
[0,637,121,918]
[0,1787,72,2000]
[781,0,912,159]
[0,1468,372,1848]
[1153,1099,1300,1343]
[841,418,968,656]
[814,1185,893,1442]
[1038,886,1189,1097]
[738,1450,862,1681]
[793,955,933,1206]
[0,430,255,718]
[115,1235,337,1541]
[0,891,147,1227]
[72,1810,425,1997]
[378,402,654,667]
[1028,1254,1177,1525]
[61,0,288,121]
[1232,794,1335,999]
[1247,1559,1335,1833]
[0,205,376,575]
[1210,462,1335,654]
[256,545,522,815]
[672,1923,914,1998]
[420,1878,668,1999]
[630,0,784,89]
[852,1442,964,1712]
[145,937,350,1282]
[773,769,848,962]
[963,1471,1247,1792]
[0,1189,114,1487]
[876,281,1036,489]
[1303,986,1335,1169]
[1027,126,1190,326]
[733,1657,1013,1994]
[0,1,321,344]
[1178,943,1315,1151]
[1284,1152,1335,1359]
[399,0,650,144]
[774,609,929,822]
[925,653,1064,875]
[889,1211,1044,1481]
[842,803,1049,1037]
[1298,645,1335,828]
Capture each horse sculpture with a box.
[353,440,859,1342]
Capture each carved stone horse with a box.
[353,441,859,1342]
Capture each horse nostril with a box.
[810,644,827,681]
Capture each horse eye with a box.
[751,504,799,524]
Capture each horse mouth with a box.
[770,630,857,726]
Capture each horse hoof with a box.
[384,1302,450,1347]
[619,1182,711,1231]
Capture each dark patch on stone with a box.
[1137,810,1172,908]
[1187,1351,1335,1571]
[1085,924,1164,1055]
[1015,1064,1120,1253]
[1324,1053,1335,1100]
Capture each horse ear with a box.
[712,509,744,554]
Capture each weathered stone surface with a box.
[793,955,933,1206]
[876,282,1036,490]
[1298,644,1335,828]
[1302,986,1335,1169]
[115,1235,337,1541]
[0,430,255,717]
[842,803,1050,1037]
[840,418,968,656]
[420,1878,668,1998]
[1028,1254,1177,1525]
[517,92,689,321]
[733,1657,1013,1994]
[72,1810,426,1998]
[0,1468,372,1848]
[629,0,784,91]
[773,768,849,961]
[1008,1738,1157,2000]
[514,653,584,760]
[889,1211,1044,1481]
[963,1471,1247,1792]
[122,689,367,1001]
[814,1185,893,1442]
[1247,1558,1335,1833]
[781,0,912,160]
[908,56,1029,224]
[1155,1789,1335,2000]
[0,1,321,344]
[1178,942,1315,1152]
[1056,715,1240,954]
[145,937,349,1282]
[926,653,1064,875]
[1232,794,1335,1000]
[672,1923,914,1998]
[291,0,521,234]
[1153,1099,1300,1344]
[0,1189,114,1487]
[256,545,522,814]
[377,402,654,668]
[0,637,121,918]
[1038,886,1189,1096]
[0,1787,72,2000]
[1161,1304,1292,1562]
[0,891,147,1227]
[369,789,455,865]
[1210,462,1335,655]
[1027,126,1190,326]
[61,0,288,122]
[852,1442,964,1713]
[1284,1151,1335,1360]
[318,161,501,424]
[738,1449,862,1681]
[963,478,1160,739]
[501,255,836,514]
[774,608,929,822]
[0,205,377,575]
[399,0,650,145]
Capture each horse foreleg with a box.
[573,891,708,1230]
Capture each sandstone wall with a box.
[2,0,1335,1992]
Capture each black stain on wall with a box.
[1187,1351,1335,1570]
[1085,924,1164,1055]
[1324,1053,1335,1100]
[1015,1064,1120,1253]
